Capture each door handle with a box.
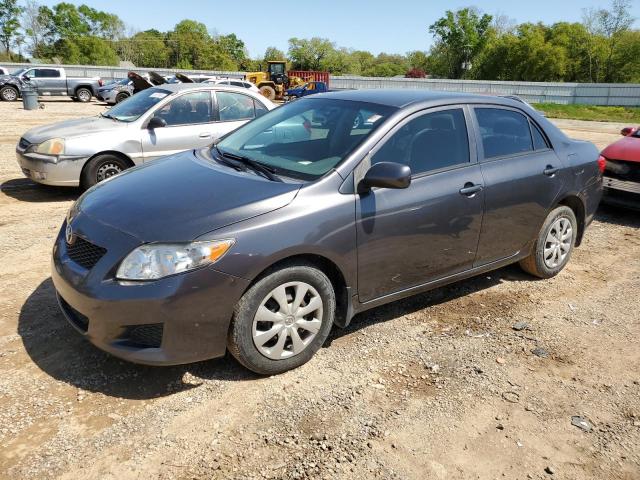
[544,165,559,176]
[199,133,212,138]
[459,183,483,197]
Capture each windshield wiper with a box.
[216,147,282,182]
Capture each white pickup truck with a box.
[0,66,103,102]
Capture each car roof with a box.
[155,83,252,94]
[316,88,514,108]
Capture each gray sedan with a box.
[16,83,275,188]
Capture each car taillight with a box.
[597,155,606,173]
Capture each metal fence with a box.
[2,62,640,106]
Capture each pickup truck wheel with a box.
[0,86,19,101]
[81,154,129,189]
[259,85,276,101]
[228,263,335,375]
[75,88,92,103]
[115,92,129,103]
[519,206,577,279]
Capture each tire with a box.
[228,263,336,375]
[259,85,276,101]
[80,154,129,189]
[0,86,19,101]
[519,206,578,279]
[115,92,129,104]
[75,87,92,103]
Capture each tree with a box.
[587,0,635,82]
[428,7,493,78]
[288,37,335,70]
[0,0,22,56]
[263,46,285,62]
[126,30,170,68]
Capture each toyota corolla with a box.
[52,90,602,375]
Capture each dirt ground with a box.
[0,99,638,480]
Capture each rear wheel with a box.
[519,206,577,278]
[75,87,92,103]
[228,264,335,375]
[0,86,19,101]
[80,154,129,189]
[259,85,276,101]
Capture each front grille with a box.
[605,159,640,182]
[58,295,89,332]
[18,137,30,150]
[67,236,107,270]
[120,324,164,348]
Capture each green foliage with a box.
[428,7,493,78]
[0,0,22,55]
[536,103,640,123]
[263,46,285,62]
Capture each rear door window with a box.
[475,108,534,159]
[531,121,549,150]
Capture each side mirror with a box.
[358,162,411,193]
[148,116,167,129]
[620,127,634,136]
[22,75,30,81]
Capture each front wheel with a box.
[228,264,335,375]
[259,85,276,101]
[0,86,19,101]
[80,154,129,189]
[519,206,577,278]
[115,92,129,103]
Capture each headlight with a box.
[35,138,65,155]
[116,239,234,281]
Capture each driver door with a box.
[140,91,217,162]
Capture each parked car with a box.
[16,84,275,188]
[600,125,640,209]
[0,67,8,75]
[96,77,132,105]
[0,67,102,102]
[51,90,602,374]
[205,78,260,93]
[285,81,332,100]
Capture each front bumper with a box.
[97,89,118,104]
[51,213,250,365]
[602,177,640,210]
[16,149,86,187]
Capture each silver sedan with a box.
[16,83,276,188]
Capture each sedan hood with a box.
[76,149,301,242]
[602,136,640,163]
[23,116,127,144]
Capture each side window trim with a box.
[471,104,552,162]
[357,104,478,183]
[529,119,552,151]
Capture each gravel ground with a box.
[0,99,638,480]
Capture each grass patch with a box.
[536,103,640,123]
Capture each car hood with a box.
[602,136,640,163]
[22,116,128,143]
[75,149,302,242]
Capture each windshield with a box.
[11,68,26,77]
[104,87,171,122]
[216,98,395,180]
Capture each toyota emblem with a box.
[65,223,75,245]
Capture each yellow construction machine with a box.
[245,61,306,101]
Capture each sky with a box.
[38,0,625,57]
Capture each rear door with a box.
[472,106,565,266]
[356,106,485,303]
[140,91,217,162]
